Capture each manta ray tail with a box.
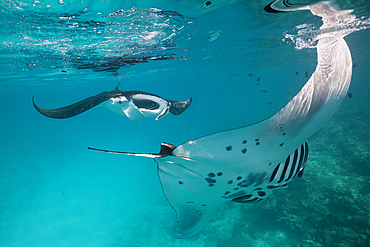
[169,98,192,115]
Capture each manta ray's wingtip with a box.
[31,95,39,114]
[169,97,192,115]
[32,95,71,119]
[32,95,36,106]
[32,95,49,118]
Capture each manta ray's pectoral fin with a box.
[32,92,114,119]
[169,98,192,115]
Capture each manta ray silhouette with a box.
[89,1,353,239]
[33,83,192,122]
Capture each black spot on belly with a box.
[233,188,239,190]
[255,139,259,141]
[256,142,260,145]
[209,184,215,187]
[186,201,193,203]
[283,133,286,136]
[228,180,233,184]
[205,178,217,183]
[226,146,232,151]
[257,191,267,197]
[237,176,242,180]
[279,143,284,147]
[178,181,183,185]
[241,148,247,154]
[205,1,212,6]
[242,140,247,144]
[224,191,230,195]
[208,172,216,177]
[253,187,263,191]
[267,185,280,189]
[231,194,253,203]
[217,172,223,176]
[202,204,206,206]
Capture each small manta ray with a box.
[32,83,192,122]
[89,1,353,239]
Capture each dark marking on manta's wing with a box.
[268,141,309,184]
[32,83,192,120]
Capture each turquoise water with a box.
[1,0,370,246]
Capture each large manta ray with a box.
[88,1,353,239]
[33,83,192,122]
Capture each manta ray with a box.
[88,1,353,238]
[32,83,192,122]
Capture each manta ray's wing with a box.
[169,98,193,115]
[32,90,120,119]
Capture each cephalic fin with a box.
[88,142,176,158]
[88,142,194,161]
